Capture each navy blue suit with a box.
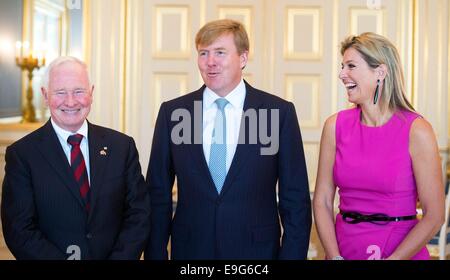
[1,121,150,259]
[145,81,311,260]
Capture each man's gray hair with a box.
[41,56,91,89]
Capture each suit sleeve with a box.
[108,137,151,260]
[277,102,312,260]
[1,146,67,259]
[144,102,175,260]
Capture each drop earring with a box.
[373,79,380,104]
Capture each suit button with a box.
[86,233,93,239]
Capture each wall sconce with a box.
[15,41,46,123]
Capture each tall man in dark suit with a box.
[1,56,150,259]
[145,19,311,260]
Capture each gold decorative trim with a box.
[398,0,414,103]
[121,0,128,133]
[331,0,339,113]
[0,122,44,131]
[152,73,188,123]
[218,6,254,60]
[82,0,91,65]
[448,0,450,141]
[0,140,15,146]
[153,5,191,59]
[285,74,321,129]
[20,0,32,110]
[284,6,322,60]
[411,0,418,109]
[303,143,319,192]
[200,0,206,27]
[349,7,385,35]
[261,0,274,91]
[435,0,444,138]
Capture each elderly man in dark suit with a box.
[145,19,311,260]
[1,56,150,260]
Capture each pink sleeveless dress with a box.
[333,107,429,260]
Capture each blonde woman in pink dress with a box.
[313,32,445,260]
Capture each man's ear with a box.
[240,51,249,69]
[41,87,49,105]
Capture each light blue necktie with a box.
[208,98,229,194]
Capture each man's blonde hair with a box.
[195,19,249,54]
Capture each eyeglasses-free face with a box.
[197,33,248,97]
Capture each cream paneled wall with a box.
[334,1,417,117]
[413,0,449,179]
[0,0,449,260]
[271,0,334,189]
[81,0,448,192]
[83,0,127,132]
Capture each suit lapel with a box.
[186,82,263,197]
[86,122,109,222]
[36,120,85,208]
[186,87,220,197]
[220,82,263,197]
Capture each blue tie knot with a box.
[215,98,228,111]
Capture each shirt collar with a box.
[51,118,89,143]
[203,79,246,110]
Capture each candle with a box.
[15,41,22,58]
[22,41,30,57]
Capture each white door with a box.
[88,0,421,193]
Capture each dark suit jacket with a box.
[145,81,311,260]
[1,120,150,259]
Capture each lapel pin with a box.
[100,147,108,156]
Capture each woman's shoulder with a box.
[322,107,358,133]
[334,107,359,126]
[393,109,426,133]
[325,112,338,125]
[410,116,435,141]
[322,113,338,135]
[396,109,421,120]
[323,108,357,137]
[409,115,439,159]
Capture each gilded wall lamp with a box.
[15,41,45,123]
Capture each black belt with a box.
[341,211,416,225]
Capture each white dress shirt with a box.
[202,79,246,172]
[51,119,91,184]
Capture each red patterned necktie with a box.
[67,134,90,211]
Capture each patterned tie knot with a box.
[215,98,228,112]
[67,134,83,147]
